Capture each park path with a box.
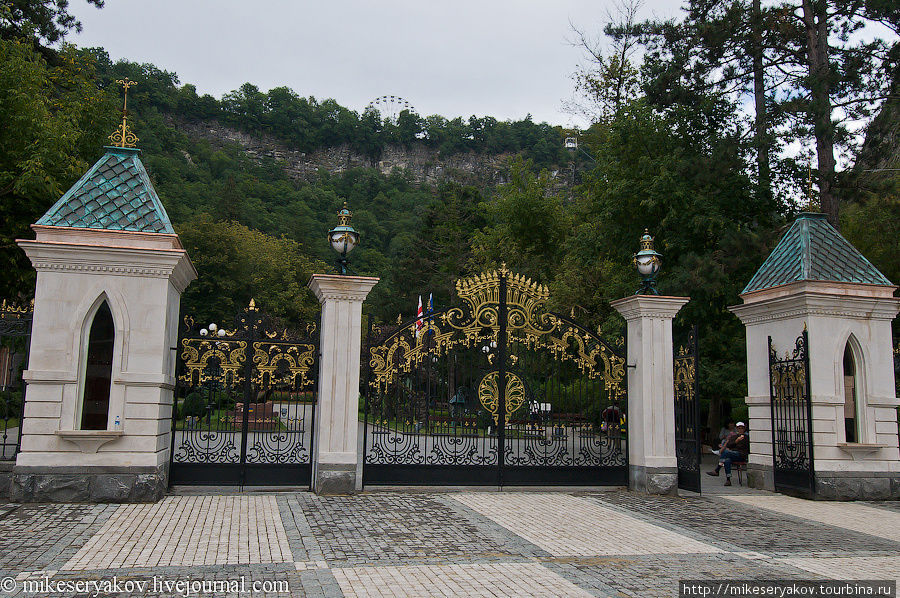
[0,489,898,597]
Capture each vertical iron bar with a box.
[14,316,32,458]
[309,334,318,490]
[169,333,180,484]
[768,336,777,489]
[361,317,372,487]
[498,273,507,487]
[239,314,255,485]
[622,323,628,471]
[803,328,815,495]
[692,324,700,493]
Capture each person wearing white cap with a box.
[706,422,749,486]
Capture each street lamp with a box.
[632,229,662,295]
[328,202,360,275]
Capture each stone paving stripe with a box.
[453,492,721,557]
[720,495,900,543]
[61,496,292,569]
[587,491,900,557]
[779,556,900,584]
[331,562,594,597]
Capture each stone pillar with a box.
[611,295,689,495]
[308,274,379,494]
[13,227,195,502]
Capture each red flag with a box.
[416,295,424,336]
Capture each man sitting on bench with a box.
[706,421,749,486]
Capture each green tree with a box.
[470,159,572,289]
[627,0,899,225]
[0,37,115,300]
[1,0,103,46]
[177,216,327,328]
[570,0,642,121]
[554,98,776,433]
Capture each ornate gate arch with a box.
[363,267,627,486]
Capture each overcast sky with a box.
[67,0,680,127]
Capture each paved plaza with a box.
[0,490,897,597]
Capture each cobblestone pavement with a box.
[720,495,900,543]
[0,491,897,597]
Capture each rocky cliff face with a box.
[857,98,900,173]
[170,117,515,186]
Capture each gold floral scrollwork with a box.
[367,267,626,401]
[0,299,33,318]
[478,371,526,424]
[772,365,805,400]
[178,338,245,386]
[253,341,317,390]
[674,356,695,401]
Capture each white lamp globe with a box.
[636,254,658,276]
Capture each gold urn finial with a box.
[639,229,654,251]
[108,77,139,148]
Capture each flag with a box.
[415,296,425,338]
[428,293,434,317]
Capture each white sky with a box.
[67,0,679,127]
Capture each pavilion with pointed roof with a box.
[730,212,899,500]
[12,134,196,502]
[36,146,175,234]
[742,212,892,294]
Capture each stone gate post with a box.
[611,295,689,494]
[308,274,379,494]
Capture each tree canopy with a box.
[1,0,897,434]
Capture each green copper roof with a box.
[36,147,174,234]
[743,213,892,293]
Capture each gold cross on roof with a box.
[109,77,139,148]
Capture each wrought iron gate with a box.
[363,267,627,486]
[0,300,32,462]
[170,301,318,486]
[674,325,701,493]
[768,329,815,497]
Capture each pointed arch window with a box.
[842,342,859,443]
[81,301,114,430]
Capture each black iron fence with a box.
[674,324,700,493]
[768,329,815,497]
[0,300,32,461]
[171,301,319,486]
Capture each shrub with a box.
[181,391,207,418]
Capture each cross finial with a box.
[108,78,139,148]
[806,163,815,212]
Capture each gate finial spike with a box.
[249,298,256,309]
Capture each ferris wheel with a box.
[366,95,415,124]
